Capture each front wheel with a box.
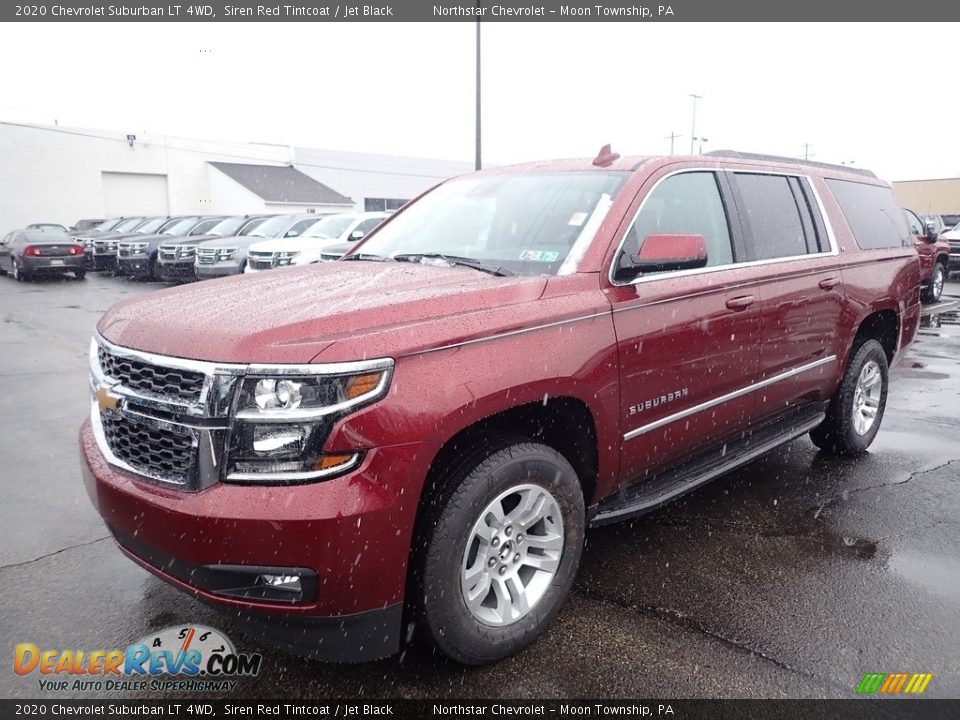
[420,441,585,665]
[811,339,889,456]
[921,262,945,304]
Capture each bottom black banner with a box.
[1,700,958,720]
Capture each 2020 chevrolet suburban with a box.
[80,150,921,665]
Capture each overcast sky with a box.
[0,22,955,180]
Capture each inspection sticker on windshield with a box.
[519,250,559,262]
[568,211,588,226]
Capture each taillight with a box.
[23,247,40,257]
[70,246,84,255]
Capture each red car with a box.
[81,149,921,664]
[904,208,949,303]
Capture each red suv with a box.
[904,208,949,303]
[80,150,921,665]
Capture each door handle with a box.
[725,295,755,311]
[818,277,839,290]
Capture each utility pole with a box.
[665,131,682,155]
[474,17,482,170]
[689,94,702,154]
[803,143,813,161]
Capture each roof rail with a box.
[704,150,877,178]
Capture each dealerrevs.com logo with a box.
[14,625,262,693]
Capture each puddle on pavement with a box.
[887,552,960,600]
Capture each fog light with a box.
[258,574,302,593]
[252,425,305,455]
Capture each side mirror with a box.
[617,233,708,280]
[285,230,300,237]
[348,230,365,241]
[924,222,939,242]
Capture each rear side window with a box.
[825,180,909,249]
[734,174,811,260]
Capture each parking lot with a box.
[1,271,959,699]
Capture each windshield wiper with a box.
[341,253,388,262]
[392,253,515,277]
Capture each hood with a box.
[248,236,338,253]
[158,235,212,247]
[97,262,548,364]
[198,235,266,250]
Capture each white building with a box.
[0,120,473,234]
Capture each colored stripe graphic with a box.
[857,672,932,695]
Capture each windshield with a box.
[206,217,247,237]
[246,215,295,238]
[162,218,198,236]
[95,218,123,231]
[303,215,356,239]
[113,218,143,233]
[355,172,628,276]
[135,218,166,234]
[239,217,271,235]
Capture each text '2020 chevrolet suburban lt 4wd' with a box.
[80,149,921,665]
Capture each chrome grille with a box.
[94,239,117,254]
[98,346,205,402]
[158,245,176,261]
[118,242,148,257]
[248,251,275,270]
[101,412,193,485]
[196,247,218,264]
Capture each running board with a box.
[590,404,827,526]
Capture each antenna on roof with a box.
[592,144,620,168]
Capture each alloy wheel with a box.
[852,360,882,435]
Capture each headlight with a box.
[225,361,392,483]
[276,251,300,266]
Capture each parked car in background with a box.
[156,214,274,282]
[81,150,920,664]
[117,216,226,280]
[195,214,324,279]
[245,212,389,272]
[70,218,106,232]
[921,213,960,237]
[86,216,148,270]
[0,228,85,281]
[27,223,68,232]
[905,209,949,303]
[942,224,960,278]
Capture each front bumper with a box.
[116,256,154,278]
[194,260,243,279]
[79,420,423,661]
[156,261,197,282]
[92,253,117,271]
[948,252,960,271]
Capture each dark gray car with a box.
[116,216,226,280]
[0,228,86,281]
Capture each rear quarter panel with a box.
[813,175,921,368]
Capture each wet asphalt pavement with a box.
[1,272,959,700]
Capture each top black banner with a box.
[5,0,960,22]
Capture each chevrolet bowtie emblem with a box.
[95,386,120,412]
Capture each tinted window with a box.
[734,174,808,260]
[354,217,384,235]
[617,171,734,274]
[285,218,317,237]
[826,180,909,249]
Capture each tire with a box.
[12,259,26,282]
[420,440,585,665]
[811,339,888,456]
[921,262,945,304]
[74,270,86,280]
